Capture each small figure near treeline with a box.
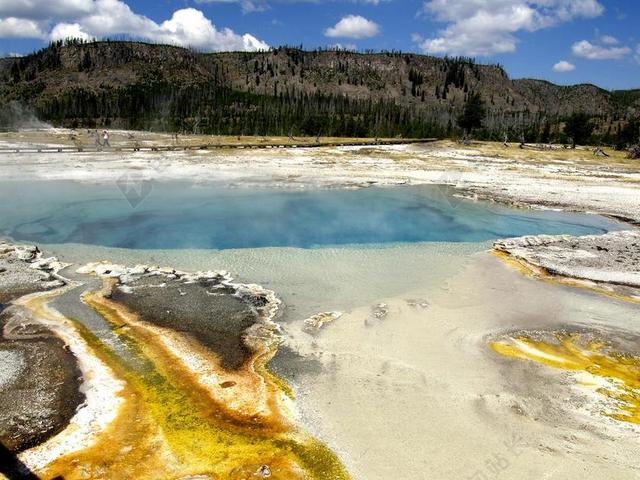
[92,129,102,150]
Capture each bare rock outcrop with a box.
[494,230,640,288]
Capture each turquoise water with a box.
[0,181,624,249]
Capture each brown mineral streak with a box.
[31,278,350,480]
[90,278,290,430]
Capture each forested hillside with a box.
[1,40,639,141]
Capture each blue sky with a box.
[0,0,638,89]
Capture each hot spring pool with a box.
[0,181,625,249]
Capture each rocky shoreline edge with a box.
[1,239,330,478]
[0,242,83,454]
[494,230,640,301]
[77,260,284,368]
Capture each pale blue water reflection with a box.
[0,181,624,249]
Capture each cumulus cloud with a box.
[599,34,618,45]
[553,60,575,72]
[0,17,45,38]
[325,15,379,39]
[571,40,630,60]
[547,0,604,21]
[0,0,268,51]
[50,22,95,42]
[153,9,269,51]
[416,0,605,56]
[0,0,93,20]
[69,0,156,39]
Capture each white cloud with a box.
[553,60,575,72]
[600,34,618,45]
[69,0,156,39]
[152,9,269,50]
[50,23,96,42]
[0,0,93,20]
[416,0,604,57]
[0,0,268,51]
[325,14,379,39]
[635,44,640,64]
[0,17,45,38]
[571,40,631,60]
[547,0,604,21]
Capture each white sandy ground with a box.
[1,130,639,223]
[284,253,640,480]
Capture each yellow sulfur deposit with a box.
[34,284,351,480]
[491,333,640,425]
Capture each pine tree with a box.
[564,113,594,147]
[457,92,485,134]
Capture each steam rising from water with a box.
[0,101,52,131]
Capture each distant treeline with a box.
[1,40,638,144]
[19,84,640,145]
[35,81,448,138]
